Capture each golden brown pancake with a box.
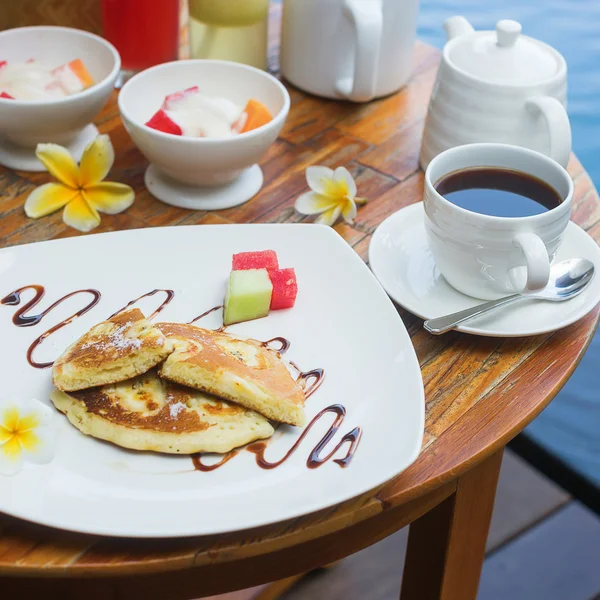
[52,308,171,392]
[50,369,274,454]
[157,323,306,426]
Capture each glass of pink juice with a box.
[102,0,180,84]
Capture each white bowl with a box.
[118,60,290,189]
[0,26,120,147]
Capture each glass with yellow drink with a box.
[189,0,270,69]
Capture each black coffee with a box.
[435,168,562,218]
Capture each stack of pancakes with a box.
[51,309,306,455]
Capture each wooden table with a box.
[1,24,600,600]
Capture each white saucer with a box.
[144,164,263,211]
[0,124,99,172]
[369,202,600,337]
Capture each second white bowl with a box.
[118,60,290,187]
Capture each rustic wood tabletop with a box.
[0,9,599,600]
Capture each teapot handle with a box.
[525,96,572,168]
[335,0,383,102]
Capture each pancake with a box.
[52,308,171,392]
[157,323,306,426]
[50,370,274,454]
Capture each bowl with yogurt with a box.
[0,26,120,171]
[118,59,290,210]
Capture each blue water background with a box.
[418,0,600,485]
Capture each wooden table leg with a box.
[400,449,504,600]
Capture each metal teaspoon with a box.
[424,258,595,335]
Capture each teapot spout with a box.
[443,16,475,41]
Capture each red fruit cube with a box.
[232,250,279,272]
[162,86,200,110]
[145,109,182,135]
[0,61,7,69]
[0,91,14,99]
[269,268,297,310]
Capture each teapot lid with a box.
[447,20,563,85]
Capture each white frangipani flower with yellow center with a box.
[0,399,56,476]
[24,134,135,233]
[294,166,367,226]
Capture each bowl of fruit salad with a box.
[0,26,120,171]
[118,59,290,211]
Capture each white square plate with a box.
[0,224,424,537]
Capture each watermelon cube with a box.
[0,91,14,99]
[232,250,279,272]
[223,269,273,325]
[145,109,183,135]
[162,86,200,111]
[0,61,6,70]
[269,268,297,310]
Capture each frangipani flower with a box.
[295,166,367,226]
[25,135,135,233]
[0,399,56,476]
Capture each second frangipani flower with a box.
[294,166,367,227]
[24,135,135,233]
[0,398,56,476]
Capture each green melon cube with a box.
[223,269,273,325]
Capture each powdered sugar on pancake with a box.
[169,402,186,419]
[80,324,142,353]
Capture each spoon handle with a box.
[424,293,522,335]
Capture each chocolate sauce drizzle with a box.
[297,368,325,399]
[1,284,362,469]
[1,285,101,368]
[110,289,175,320]
[261,337,291,354]
[288,361,324,399]
[188,305,222,324]
[247,404,362,469]
[192,449,239,472]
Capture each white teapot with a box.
[419,17,571,168]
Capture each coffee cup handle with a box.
[335,0,383,102]
[513,232,550,292]
[525,96,572,168]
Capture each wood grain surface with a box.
[0,6,599,599]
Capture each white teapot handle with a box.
[525,96,572,168]
[335,0,383,102]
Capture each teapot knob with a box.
[496,19,522,47]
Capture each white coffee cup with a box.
[424,143,573,300]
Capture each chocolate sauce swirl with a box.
[1,285,101,368]
[192,449,239,472]
[297,368,325,399]
[261,337,291,354]
[110,289,174,320]
[247,404,361,469]
[188,305,222,324]
[1,284,46,326]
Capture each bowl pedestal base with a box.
[144,163,264,211]
[0,124,99,172]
